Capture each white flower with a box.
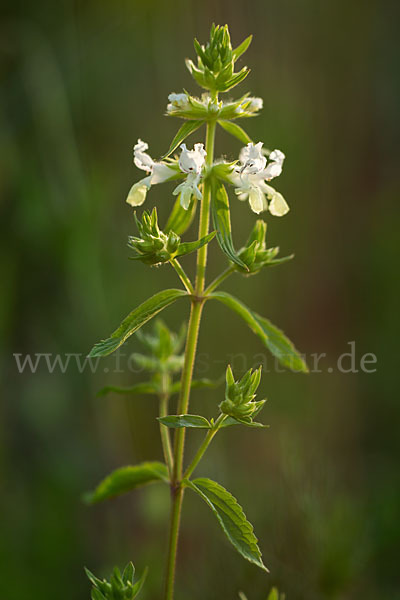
[133,139,154,172]
[239,142,267,174]
[173,143,207,210]
[234,97,263,115]
[126,139,176,207]
[231,143,289,216]
[167,93,190,113]
[173,172,203,210]
[179,143,206,174]
[247,97,263,111]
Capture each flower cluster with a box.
[126,140,206,211]
[230,142,289,216]
[166,91,263,120]
[219,365,266,422]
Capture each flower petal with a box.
[126,176,152,207]
[151,163,176,184]
[264,184,290,217]
[249,186,266,214]
[134,139,154,172]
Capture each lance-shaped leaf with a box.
[175,231,216,257]
[165,194,198,236]
[211,180,248,270]
[84,462,169,504]
[218,120,252,144]
[163,120,204,158]
[158,414,212,429]
[96,382,158,397]
[210,292,308,373]
[185,477,268,572]
[89,289,187,357]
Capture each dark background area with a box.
[1,1,399,598]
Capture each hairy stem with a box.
[159,372,174,477]
[164,115,217,600]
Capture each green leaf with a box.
[89,289,187,357]
[84,462,169,504]
[210,292,308,373]
[96,382,158,397]
[220,417,268,429]
[218,120,252,144]
[165,194,198,236]
[170,377,223,395]
[176,231,216,257]
[163,120,204,158]
[211,180,248,271]
[232,35,253,61]
[185,477,268,571]
[158,414,211,429]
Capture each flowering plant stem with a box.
[164,114,217,600]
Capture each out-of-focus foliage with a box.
[1,1,399,599]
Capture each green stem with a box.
[159,372,174,477]
[164,114,217,600]
[195,118,216,295]
[170,258,194,294]
[204,265,235,295]
[183,414,226,480]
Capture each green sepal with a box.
[184,477,268,572]
[157,414,212,429]
[211,179,248,270]
[122,562,135,585]
[163,120,204,158]
[176,231,216,257]
[232,35,253,61]
[218,120,252,144]
[165,194,198,236]
[88,289,187,357]
[210,292,309,373]
[84,462,169,504]
[130,567,148,598]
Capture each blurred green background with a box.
[1,0,399,598]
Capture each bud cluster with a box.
[128,208,214,265]
[237,220,294,274]
[133,319,186,375]
[219,365,265,421]
[186,24,252,93]
[85,562,147,600]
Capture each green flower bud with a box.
[85,562,147,600]
[128,208,182,265]
[134,320,186,376]
[186,24,251,93]
[219,365,265,421]
[236,220,294,274]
